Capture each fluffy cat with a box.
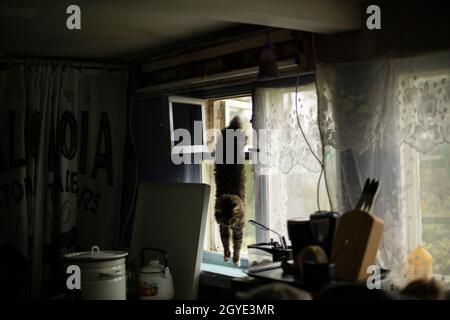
[214,116,246,266]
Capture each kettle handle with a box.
[140,247,169,269]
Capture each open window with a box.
[202,96,256,267]
[168,95,206,154]
[201,81,331,268]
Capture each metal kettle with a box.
[137,248,174,300]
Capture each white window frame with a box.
[397,69,450,282]
[168,95,207,154]
[201,96,259,268]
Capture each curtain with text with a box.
[0,63,128,298]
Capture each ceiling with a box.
[0,0,361,61]
[0,1,236,60]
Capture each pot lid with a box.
[141,260,164,273]
[64,246,128,262]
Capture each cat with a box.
[214,116,246,266]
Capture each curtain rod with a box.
[0,57,128,71]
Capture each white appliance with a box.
[130,182,210,299]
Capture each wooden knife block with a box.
[332,210,384,281]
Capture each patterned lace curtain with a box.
[316,50,450,284]
[253,83,330,238]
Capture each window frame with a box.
[392,67,450,281]
[200,74,317,267]
[396,70,450,218]
[168,95,207,154]
[201,96,258,268]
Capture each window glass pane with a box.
[420,143,450,281]
[172,102,204,145]
[225,98,253,148]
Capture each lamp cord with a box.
[294,32,333,212]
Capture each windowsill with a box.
[201,262,247,278]
[202,250,249,268]
[199,260,247,293]
[201,250,249,279]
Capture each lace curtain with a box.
[253,50,449,284]
[316,50,450,284]
[253,84,329,237]
[318,55,450,153]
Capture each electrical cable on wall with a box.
[312,32,333,211]
[119,94,140,246]
[294,32,333,212]
[294,74,324,211]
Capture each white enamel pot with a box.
[64,245,128,300]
